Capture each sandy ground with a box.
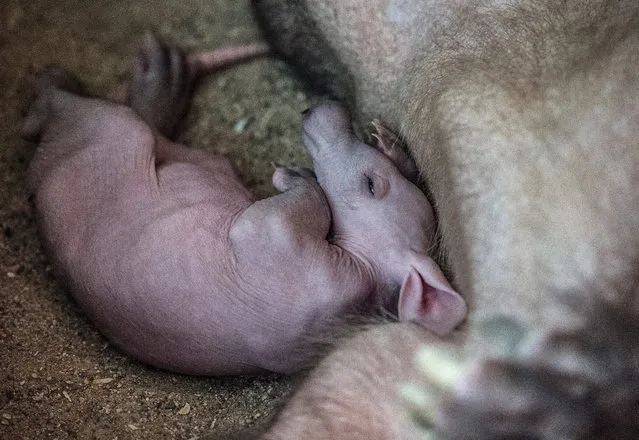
[0,0,318,438]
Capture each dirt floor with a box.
[0,1,319,438]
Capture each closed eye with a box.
[364,173,390,199]
[367,176,375,196]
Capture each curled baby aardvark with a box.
[22,33,465,377]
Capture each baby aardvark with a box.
[22,35,466,375]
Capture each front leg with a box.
[230,167,332,254]
[404,306,639,440]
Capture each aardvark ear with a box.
[398,255,467,335]
[370,119,420,183]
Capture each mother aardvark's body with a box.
[253,1,639,437]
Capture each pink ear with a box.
[370,119,419,183]
[398,256,467,335]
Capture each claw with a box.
[414,345,467,392]
[399,345,468,438]
[399,382,440,434]
[370,119,401,154]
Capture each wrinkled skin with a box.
[22,36,464,376]
[253,0,639,438]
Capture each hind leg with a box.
[126,33,196,140]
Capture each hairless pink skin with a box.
[21,36,465,376]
